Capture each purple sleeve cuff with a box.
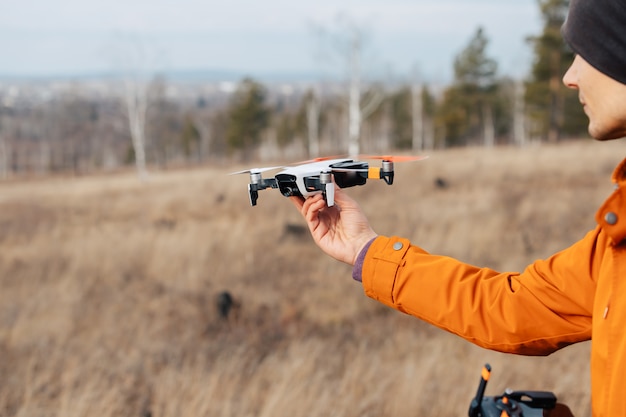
[352,238,376,282]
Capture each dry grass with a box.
[1,139,623,417]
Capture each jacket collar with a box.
[612,157,626,184]
[597,157,626,244]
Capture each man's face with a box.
[562,55,626,140]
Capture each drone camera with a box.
[281,188,296,197]
[275,173,302,198]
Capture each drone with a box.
[230,155,427,207]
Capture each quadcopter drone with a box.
[230,155,427,207]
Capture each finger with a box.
[288,196,305,211]
[333,186,357,208]
[301,193,324,212]
[303,196,326,223]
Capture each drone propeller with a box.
[290,155,348,165]
[360,154,428,162]
[229,166,284,175]
[330,167,369,173]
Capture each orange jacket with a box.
[361,157,626,417]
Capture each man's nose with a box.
[562,56,580,89]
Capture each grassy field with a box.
[1,139,623,417]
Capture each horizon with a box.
[1,0,542,84]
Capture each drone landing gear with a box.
[247,177,278,206]
[301,172,336,206]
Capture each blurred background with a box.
[0,0,587,175]
[0,1,606,416]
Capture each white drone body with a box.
[231,155,426,207]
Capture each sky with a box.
[0,0,542,82]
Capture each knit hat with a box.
[561,0,626,85]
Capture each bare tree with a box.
[305,87,320,157]
[411,65,437,152]
[513,79,527,147]
[412,82,424,152]
[312,15,384,157]
[110,34,165,179]
[346,30,384,157]
[0,115,8,179]
[483,103,495,148]
[124,75,149,179]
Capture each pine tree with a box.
[388,87,412,150]
[180,115,201,159]
[453,27,498,89]
[525,0,586,142]
[225,78,270,160]
[438,26,500,147]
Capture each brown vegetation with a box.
[1,140,621,417]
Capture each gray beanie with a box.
[562,0,626,85]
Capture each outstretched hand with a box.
[289,187,377,265]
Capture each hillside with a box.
[0,140,623,417]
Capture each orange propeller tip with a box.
[290,154,348,165]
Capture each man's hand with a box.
[289,187,377,265]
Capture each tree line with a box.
[0,0,585,178]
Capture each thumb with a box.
[332,186,357,208]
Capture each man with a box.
[289,0,626,415]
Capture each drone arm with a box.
[263,178,279,189]
[368,167,380,179]
[367,165,394,185]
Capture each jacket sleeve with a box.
[361,228,601,356]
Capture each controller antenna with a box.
[468,363,491,417]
